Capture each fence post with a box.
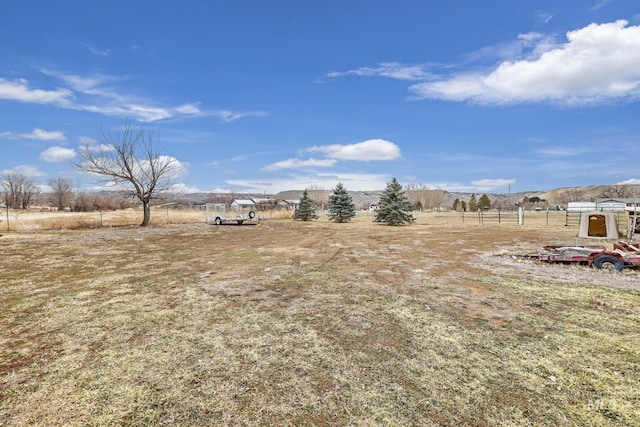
[518,207,524,225]
[546,208,549,225]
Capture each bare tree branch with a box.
[73,122,180,226]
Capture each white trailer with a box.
[205,203,261,225]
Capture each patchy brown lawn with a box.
[1,216,639,426]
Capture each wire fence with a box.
[352,208,568,227]
[1,206,635,234]
[0,208,208,231]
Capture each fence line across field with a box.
[0,206,634,234]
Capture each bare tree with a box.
[307,185,328,207]
[405,184,446,211]
[404,183,420,208]
[601,185,631,199]
[74,192,96,212]
[74,122,181,226]
[1,173,39,209]
[47,177,74,210]
[420,188,445,211]
[562,187,584,203]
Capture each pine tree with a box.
[328,182,356,223]
[478,193,491,210]
[468,194,478,211]
[293,189,318,221]
[374,177,415,226]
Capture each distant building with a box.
[254,198,298,210]
[230,198,299,211]
[567,199,628,212]
[230,199,256,210]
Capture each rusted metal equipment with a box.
[522,241,640,271]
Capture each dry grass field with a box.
[1,210,639,426]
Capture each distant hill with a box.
[274,185,640,209]
[172,185,640,209]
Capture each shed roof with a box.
[231,199,256,205]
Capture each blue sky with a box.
[2,0,640,194]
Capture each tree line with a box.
[0,174,136,212]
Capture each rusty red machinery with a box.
[523,241,640,271]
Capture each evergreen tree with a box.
[327,182,356,223]
[468,194,478,211]
[453,198,460,211]
[478,193,491,210]
[293,189,318,221]
[374,177,415,226]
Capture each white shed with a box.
[230,199,256,210]
[567,202,596,212]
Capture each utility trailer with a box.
[205,203,261,225]
[523,241,640,271]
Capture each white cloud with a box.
[157,156,188,178]
[535,146,595,157]
[175,103,203,115]
[83,43,111,56]
[263,158,337,171]
[324,62,433,81]
[470,178,516,190]
[0,128,67,141]
[37,69,266,123]
[79,136,98,144]
[410,20,640,105]
[590,0,612,11]
[262,139,400,172]
[308,139,401,161]
[169,182,202,194]
[618,178,640,185]
[40,70,126,96]
[463,32,556,65]
[1,165,46,177]
[537,10,555,25]
[408,179,515,193]
[0,77,72,105]
[40,146,76,162]
[22,128,67,141]
[132,156,188,180]
[227,172,392,193]
[215,110,270,123]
